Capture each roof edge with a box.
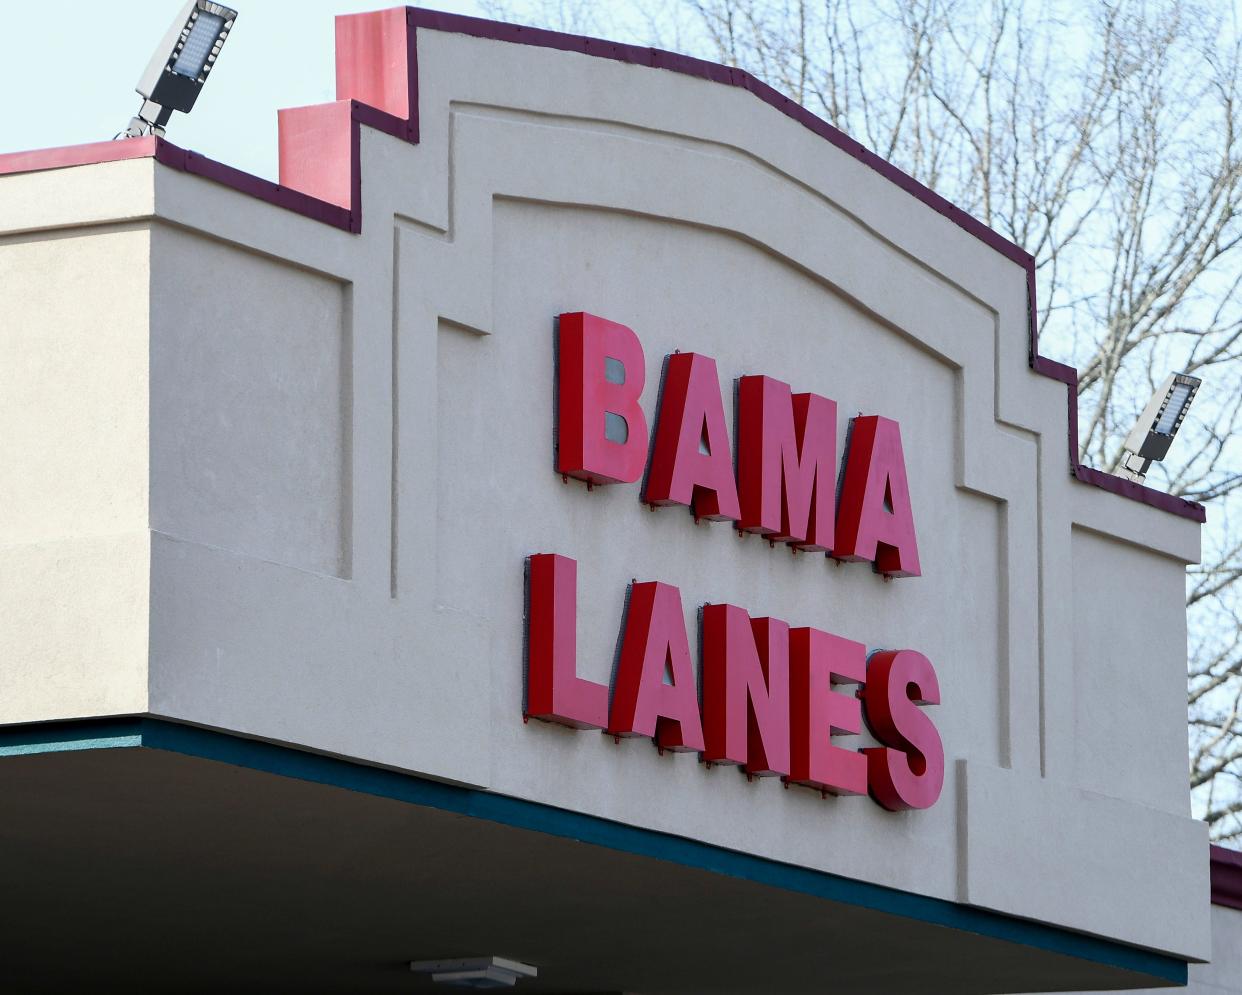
[0,5,1205,523]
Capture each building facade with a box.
[0,7,1236,992]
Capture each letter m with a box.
[736,375,836,551]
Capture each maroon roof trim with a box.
[152,139,354,230]
[0,6,1206,523]
[1212,844,1242,911]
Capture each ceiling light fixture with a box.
[409,956,538,990]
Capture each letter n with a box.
[702,606,790,775]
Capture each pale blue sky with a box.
[0,1,489,180]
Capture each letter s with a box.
[862,650,944,811]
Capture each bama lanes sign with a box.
[525,312,943,812]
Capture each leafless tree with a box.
[486,0,1242,841]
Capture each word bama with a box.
[557,311,920,576]
[525,312,944,812]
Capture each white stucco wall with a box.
[0,20,1212,971]
[0,197,152,722]
[148,225,351,578]
[1194,903,1242,994]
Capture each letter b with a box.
[557,312,649,484]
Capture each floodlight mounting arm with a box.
[123,101,174,139]
[117,1,237,140]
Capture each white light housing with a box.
[1116,372,1202,482]
[120,1,238,139]
[409,956,538,990]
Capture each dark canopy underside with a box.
[0,723,1183,994]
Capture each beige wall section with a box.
[962,761,1210,955]
[0,157,155,236]
[148,226,350,578]
[0,22,1213,970]
[1072,526,1192,815]
[0,222,152,721]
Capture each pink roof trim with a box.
[0,136,158,175]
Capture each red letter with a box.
[609,581,705,752]
[644,353,741,521]
[702,607,790,775]
[863,650,944,811]
[835,415,921,576]
[788,627,867,795]
[557,312,648,485]
[736,375,836,550]
[526,554,609,729]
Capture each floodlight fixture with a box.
[409,956,538,989]
[120,1,238,139]
[1116,372,1201,482]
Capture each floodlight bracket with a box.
[1118,450,1152,483]
[123,101,173,138]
